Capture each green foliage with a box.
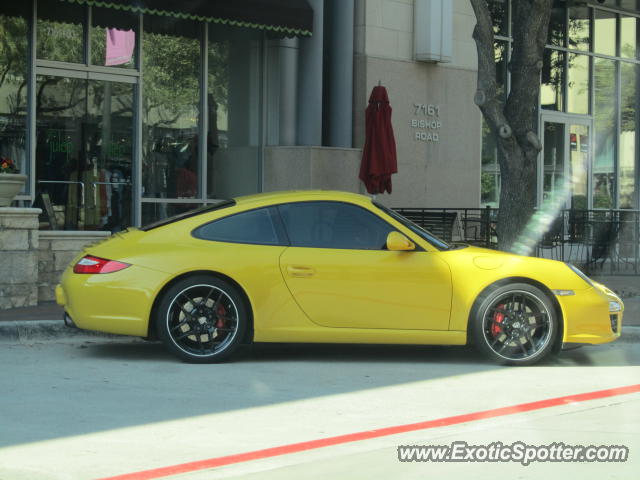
[0,15,28,113]
[143,32,201,126]
[481,172,497,203]
[593,190,613,209]
[36,19,84,63]
[571,194,587,210]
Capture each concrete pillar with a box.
[228,32,261,147]
[327,0,354,148]
[279,38,299,146]
[297,0,324,146]
[0,208,41,309]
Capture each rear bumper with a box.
[56,264,169,337]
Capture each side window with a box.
[278,202,394,250]
[193,207,282,245]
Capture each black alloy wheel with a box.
[472,283,557,365]
[157,275,247,363]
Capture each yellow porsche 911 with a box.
[56,190,623,365]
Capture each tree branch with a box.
[470,0,513,143]
[0,61,12,89]
[506,0,552,150]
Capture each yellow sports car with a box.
[56,190,623,365]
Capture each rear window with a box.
[192,207,284,246]
[140,200,235,231]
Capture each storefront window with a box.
[480,42,507,207]
[90,7,138,69]
[481,120,501,207]
[568,6,591,51]
[620,62,637,209]
[495,41,508,99]
[142,18,200,203]
[141,203,202,226]
[547,1,566,47]
[488,0,508,37]
[593,58,617,209]
[541,49,564,111]
[36,0,84,63]
[0,6,29,180]
[542,121,565,204]
[620,15,638,60]
[567,53,589,115]
[35,76,134,231]
[207,26,262,200]
[594,10,616,57]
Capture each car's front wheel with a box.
[471,283,558,366]
[156,275,247,363]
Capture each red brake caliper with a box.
[215,304,226,329]
[491,304,505,337]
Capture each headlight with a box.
[609,301,622,312]
[565,263,594,287]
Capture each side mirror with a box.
[386,231,415,251]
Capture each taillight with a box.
[73,255,131,274]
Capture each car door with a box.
[278,201,452,330]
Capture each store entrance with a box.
[35,73,134,231]
[539,114,592,210]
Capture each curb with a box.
[0,320,638,344]
[0,320,134,343]
[619,325,640,343]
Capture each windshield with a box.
[374,202,451,250]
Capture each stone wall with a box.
[0,208,41,309]
[0,207,111,310]
[37,231,111,303]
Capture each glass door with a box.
[35,73,134,231]
[540,115,592,209]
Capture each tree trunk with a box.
[470,0,552,251]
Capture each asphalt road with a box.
[0,338,638,480]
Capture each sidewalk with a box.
[0,302,63,322]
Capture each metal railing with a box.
[393,207,640,276]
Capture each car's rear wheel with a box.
[471,283,557,366]
[156,275,247,363]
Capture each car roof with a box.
[233,190,373,208]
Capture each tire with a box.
[471,283,557,366]
[156,275,248,363]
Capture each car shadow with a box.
[81,338,637,368]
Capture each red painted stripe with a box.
[98,383,640,480]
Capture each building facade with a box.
[482,0,640,212]
[0,0,638,224]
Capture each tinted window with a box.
[278,202,393,250]
[193,207,282,245]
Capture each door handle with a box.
[286,265,315,277]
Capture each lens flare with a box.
[510,157,585,257]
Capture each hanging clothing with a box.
[105,28,135,66]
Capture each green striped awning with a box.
[58,0,313,36]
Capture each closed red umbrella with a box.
[359,85,397,194]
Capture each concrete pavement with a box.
[0,339,638,480]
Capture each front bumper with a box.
[557,283,623,345]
